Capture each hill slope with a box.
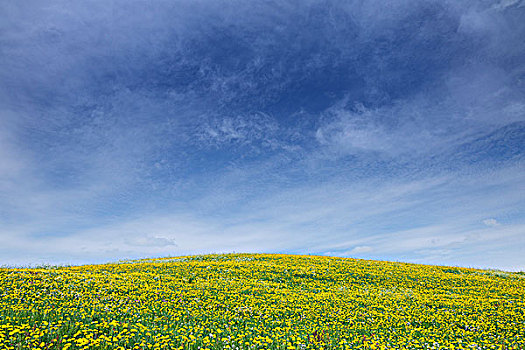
[1,254,524,349]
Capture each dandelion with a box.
[0,254,524,349]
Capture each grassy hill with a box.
[1,254,524,349]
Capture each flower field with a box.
[0,254,524,349]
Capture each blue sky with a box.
[1,0,524,270]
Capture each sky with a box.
[1,0,524,271]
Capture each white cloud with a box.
[348,246,373,254]
[125,235,178,248]
[482,218,500,227]
[194,112,286,151]
[316,68,525,159]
